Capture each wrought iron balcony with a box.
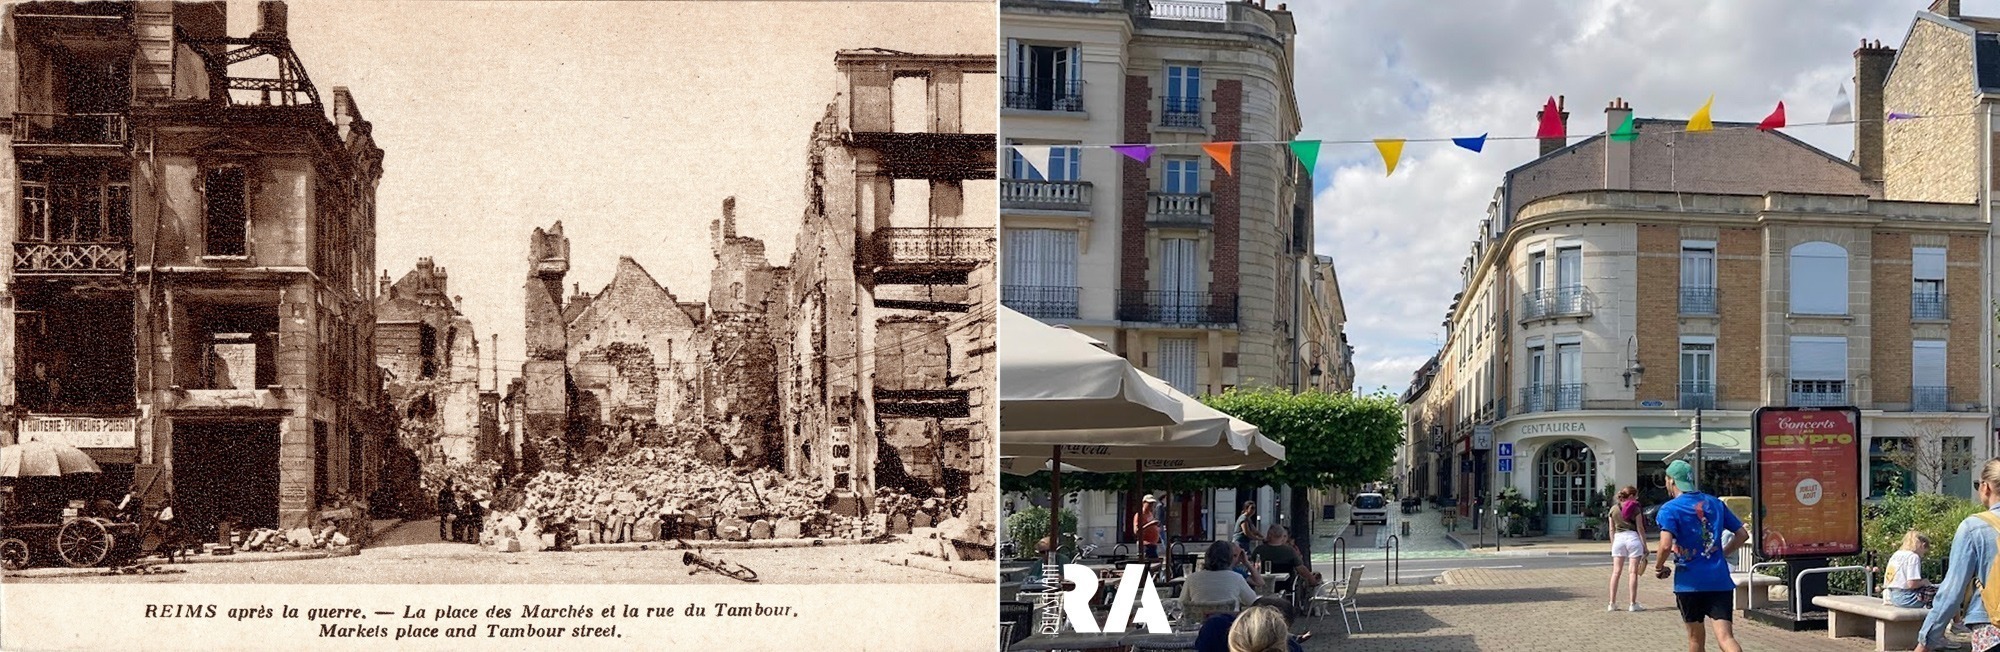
[1003,76,1084,112]
[1787,381,1848,407]
[14,242,131,275]
[1002,179,1092,213]
[1520,285,1589,321]
[1911,385,1950,412]
[1117,290,1237,324]
[1160,96,1202,128]
[872,227,993,267]
[1518,383,1584,413]
[12,112,127,146]
[1913,291,1947,320]
[1680,286,1718,315]
[1002,285,1080,320]
[1678,382,1717,410]
[1146,192,1212,226]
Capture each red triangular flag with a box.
[1536,97,1565,139]
[1758,101,1786,131]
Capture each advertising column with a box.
[1750,407,1862,620]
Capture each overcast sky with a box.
[253,1,992,385]
[1289,0,1954,396]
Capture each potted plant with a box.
[1579,484,1613,540]
[1494,487,1526,537]
[1525,502,1547,537]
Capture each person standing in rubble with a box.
[437,482,458,543]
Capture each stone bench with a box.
[1811,595,1927,652]
[1730,572,1782,609]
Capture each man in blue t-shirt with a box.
[1653,459,1749,652]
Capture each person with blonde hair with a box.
[1226,605,1291,652]
[1607,485,1649,612]
[1885,530,1938,608]
[1916,457,2000,652]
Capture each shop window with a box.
[1869,437,1914,498]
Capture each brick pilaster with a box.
[1212,80,1242,300]
[1717,228,1762,404]
[1635,224,1678,404]
[1120,75,1153,296]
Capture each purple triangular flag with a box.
[1887,112,1918,121]
[1111,145,1156,163]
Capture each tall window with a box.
[1007,144,1081,182]
[1164,157,1200,194]
[1554,247,1583,313]
[1680,243,1716,314]
[1159,237,1200,322]
[1679,340,1715,409]
[204,166,249,257]
[1788,241,1848,315]
[1913,246,1946,320]
[1912,340,1947,412]
[1788,336,1847,406]
[1001,228,1079,319]
[1158,338,1199,396]
[1004,40,1081,112]
[1162,65,1201,127]
[1554,342,1581,410]
[1525,345,1546,412]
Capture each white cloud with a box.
[1293,0,1926,394]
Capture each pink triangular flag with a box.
[1111,145,1156,163]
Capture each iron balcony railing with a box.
[1678,382,1717,410]
[1147,192,1212,226]
[1787,382,1848,407]
[1001,285,1080,320]
[1001,179,1092,213]
[872,228,993,266]
[1519,383,1584,413]
[13,241,131,275]
[1912,385,1950,412]
[1160,96,1202,128]
[1002,76,1084,112]
[1680,286,1718,315]
[1913,291,1947,320]
[1520,285,1589,320]
[1117,290,1237,324]
[13,112,127,145]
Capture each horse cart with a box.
[0,515,142,569]
[0,438,151,569]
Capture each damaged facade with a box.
[373,257,493,500]
[0,1,390,534]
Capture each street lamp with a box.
[1622,335,1645,388]
[1297,340,1329,391]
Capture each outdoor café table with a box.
[1122,631,1201,650]
[1007,632,1131,652]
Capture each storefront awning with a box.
[1629,427,1750,460]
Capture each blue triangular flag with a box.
[1453,134,1487,153]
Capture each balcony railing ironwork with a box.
[1117,290,1237,324]
[1911,385,1950,412]
[1519,383,1584,413]
[1520,285,1589,320]
[1002,179,1092,213]
[14,241,131,275]
[1160,96,1203,128]
[1002,285,1080,320]
[1680,286,1717,315]
[1913,291,1947,320]
[1147,192,1212,225]
[1003,76,1084,112]
[1787,381,1848,407]
[873,228,993,266]
[13,112,127,145]
[1678,382,1717,410]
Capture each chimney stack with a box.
[1854,39,1896,182]
[252,0,288,40]
[378,270,391,297]
[1930,0,1961,18]
[1604,97,1633,190]
[1538,95,1570,157]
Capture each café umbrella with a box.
[0,439,103,478]
[999,306,1184,430]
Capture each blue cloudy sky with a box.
[1288,0,1954,395]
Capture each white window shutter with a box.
[1789,336,1847,381]
[1788,242,1848,315]
[1913,340,1946,387]
[1913,247,1946,281]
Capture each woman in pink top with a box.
[1606,486,1649,612]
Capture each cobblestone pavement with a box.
[8,520,975,584]
[1295,565,1878,651]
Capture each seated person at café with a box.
[1230,542,1266,592]
[1194,598,1303,652]
[1184,541,1260,611]
[1250,525,1321,593]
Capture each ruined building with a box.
[1,1,391,534]
[778,50,997,541]
[373,258,487,483]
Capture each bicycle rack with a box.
[1385,534,1401,585]
[1329,536,1349,580]
[1744,561,1786,611]
[1791,565,1873,616]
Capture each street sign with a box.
[1497,458,1514,473]
[1472,425,1493,450]
[1497,442,1514,457]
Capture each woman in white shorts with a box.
[1606,485,1648,612]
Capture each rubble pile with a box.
[871,487,968,534]
[229,525,353,553]
[516,447,869,540]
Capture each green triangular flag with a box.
[1289,140,1322,175]
[1611,114,1637,142]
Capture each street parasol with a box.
[0,439,103,477]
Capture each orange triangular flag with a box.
[1202,142,1235,175]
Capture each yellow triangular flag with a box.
[1688,95,1714,133]
[1375,139,1405,176]
[1202,142,1235,175]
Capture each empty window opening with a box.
[205,167,248,256]
[890,179,932,228]
[18,161,131,243]
[892,73,929,133]
[419,324,438,379]
[185,301,278,390]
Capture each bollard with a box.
[1401,520,1410,537]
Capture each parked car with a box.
[1351,493,1390,525]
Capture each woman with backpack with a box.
[1917,458,2000,652]
[1606,486,1648,612]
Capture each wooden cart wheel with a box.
[0,538,29,570]
[57,518,112,567]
